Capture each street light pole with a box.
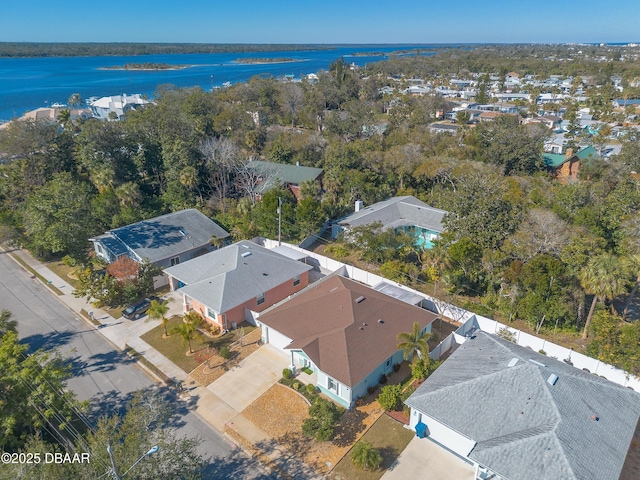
[107,444,159,480]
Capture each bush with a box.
[367,385,377,395]
[351,440,383,471]
[393,363,401,372]
[306,384,317,395]
[293,381,301,390]
[210,325,221,336]
[411,357,431,380]
[377,384,403,411]
[302,398,343,442]
[282,368,293,380]
[219,346,231,360]
[379,373,388,384]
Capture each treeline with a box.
[0,52,639,373]
[0,42,334,58]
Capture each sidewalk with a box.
[6,247,308,478]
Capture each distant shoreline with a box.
[234,57,300,64]
[100,62,191,71]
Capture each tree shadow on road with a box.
[22,329,77,352]
[67,349,136,377]
[202,451,277,479]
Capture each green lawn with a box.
[329,414,414,480]
[45,259,81,289]
[140,316,255,373]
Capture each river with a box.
[0,45,438,123]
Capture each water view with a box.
[0,45,437,122]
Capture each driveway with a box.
[207,343,289,413]
[382,436,475,480]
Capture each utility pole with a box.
[277,196,282,246]
[107,444,122,480]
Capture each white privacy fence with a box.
[261,238,640,391]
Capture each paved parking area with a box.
[207,343,289,413]
[382,436,475,480]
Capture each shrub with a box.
[62,255,76,267]
[210,325,221,336]
[293,381,301,390]
[367,385,377,395]
[379,373,388,384]
[538,349,547,355]
[306,384,317,395]
[351,440,382,471]
[219,346,231,360]
[302,398,342,442]
[282,368,293,380]
[393,363,401,372]
[377,384,403,411]
[411,357,431,380]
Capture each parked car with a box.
[122,298,151,319]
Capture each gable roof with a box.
[338,196,446,233]
[245,160,323,193]
[543,145,599,168]
[164,240,312,314]
[405,332,640,480]
[104,209,229,264]
[259,275,438,387]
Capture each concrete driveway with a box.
[207,343,289,413]
[382,436,475,480]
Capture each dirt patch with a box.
[189,328,262,386]
[243,384,386,475]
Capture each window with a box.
[207,308,217,320]
[256,293,265,305]
[96,244,103,255]
[327,377,339,395]
[170,256,180,266]
[293,275,300,286]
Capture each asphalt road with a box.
[0,250,274,479]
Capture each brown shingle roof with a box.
[259,275,438,387]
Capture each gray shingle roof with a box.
[164,240,312,314]
[338,196,446,233]
[108,209,229,264]
[405,332,640,480]
[246,160,323,193]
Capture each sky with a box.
[0,0,638,44]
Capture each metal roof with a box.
[405,332,640,480]
[107,209,229,264]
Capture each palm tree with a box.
[147,299,169,337]
[173,319,197,354]
[351,440,382,471]
[580,253,628,339]
[0,309,17,336]
[622,254,640,320]
[397,321,433,361]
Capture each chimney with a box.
[564,147,574,159]
[355,200,364,212]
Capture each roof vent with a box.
[362,323,367,327]
[547,374,559,386]
[355,296,366,304]
[508,358,519,367]
[378,319,384,324]
[262,273,268,276]
[179,229,188,236]
[529,359,546,367]
[241,252,252,258]
[330,287,339,293]
[590,415,599,422]
[359,326,364,330]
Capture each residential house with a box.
[331,195,447,249]
[259,274,438,408]
[429,122,461,134]
[19,106,92,123]
[90,209,229,288]
[245,160,323,200]
[405,331,640,480]
[525,115,562,130]
[543,146,598,183]
[164,240,313,329]
[88,94,151,120]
